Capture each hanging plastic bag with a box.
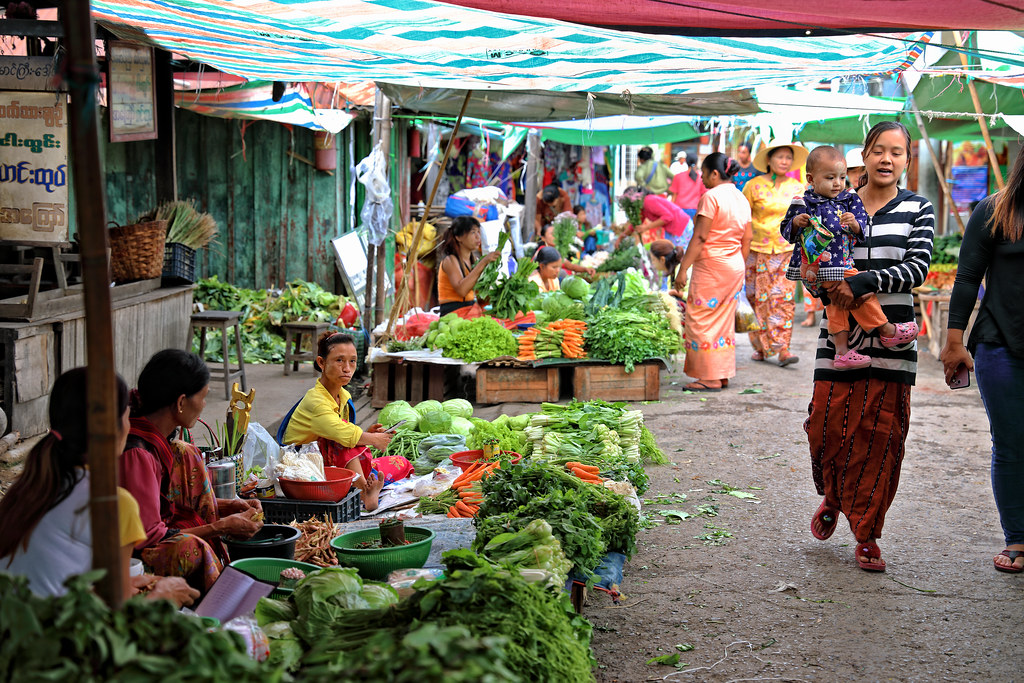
[735,288,762,333]
[356,142,393,246]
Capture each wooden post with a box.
[953,31,1004,190]
[523,130,541,240]
[375,93,392,326]
[61,0,124,608]
[904,77,966,233]
[153,48,177,202]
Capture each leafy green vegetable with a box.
[596,237,641,272]
[441,398,474,419]
[560,275,590,300]
[640,424,669,465]
[467,417,528,454]
[481,519,574,587]
[449,416,474,436]
[414,400,443,416]
[418,410,454,435]
[291,566,369,642]
[931,232,962,265]
[255,597,296,626]
[0,571,279,681]
[585,308,681,372]
[441,316,519,363]
[379,401,419,430]
[476,257,541,320]
[551,213,578,258]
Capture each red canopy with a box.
[439,0,1024,34]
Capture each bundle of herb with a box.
[551,211,578,257]
[484,257,541,320]
[0,572,277,681]
[584,307,681,372]
[595,240,641,272]
[155,199,218,249]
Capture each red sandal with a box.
[811,501,838,540]
[855,542,886,572]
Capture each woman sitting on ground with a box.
[283,332,410,511]
[0,367,198,606]
[120,350,263,592]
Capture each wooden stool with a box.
[282,321,330,375]
[191,310,247,399]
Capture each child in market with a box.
[782,146,918,369]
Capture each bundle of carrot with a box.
[446,460,502,518]
[565,461,604,484]
[517,320,587,361]
[548,319,587,359]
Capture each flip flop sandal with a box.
[994,550,1024,574]
[811,501,838,540]
[880,321,920,348]
[751,351,766,362]
[778,353,800,367]
[855,541,886,572]
[683,381,722,392]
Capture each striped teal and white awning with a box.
[93,0,932,95]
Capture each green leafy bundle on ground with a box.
[0,572,278,682]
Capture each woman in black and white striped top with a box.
[803,122,934,573]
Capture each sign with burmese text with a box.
[108,41,158,142]
[0,91,68,242]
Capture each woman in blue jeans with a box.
[942,150,1024,573]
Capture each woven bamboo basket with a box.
[109,220,167,282]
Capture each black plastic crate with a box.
[162,242,196,284]
[260,489,361,524]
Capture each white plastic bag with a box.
[240,423,280,473]
[356,142,393,246]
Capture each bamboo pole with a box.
[363,89,384,326]
[375,93,392,326]
[953,31,1004,190]
[377,91,473,345]
[61,0,124,607]
[910,108,967,233]
[523,130,541,239]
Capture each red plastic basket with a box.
[278,467,356,502]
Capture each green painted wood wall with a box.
[99,109,375,290]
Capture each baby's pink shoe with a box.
[833,349,872,370]
[880,321,919,348]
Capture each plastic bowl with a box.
[223,524,301,561]
[278,467,356,502]
[449,449,522,473]
[330,526,435,581]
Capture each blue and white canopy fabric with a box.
[92,0,933,95]
[175,81,355,133]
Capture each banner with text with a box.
[0,91,68,242]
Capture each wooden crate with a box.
[573,363,660,402]
[476,365,560,405]
[371,360,451,409]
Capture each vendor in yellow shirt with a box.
[283,332,411,511]
[0,368,198,607]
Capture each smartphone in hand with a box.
[949,364,970,390]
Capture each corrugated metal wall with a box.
[101,109,372,290]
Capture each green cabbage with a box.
[292,567,367,642]
[254,597,296,627]
[418,410,453,435]
[379,401,419,430]
[449,416,474,436]
[560,276,590,301]
[441,398,473,419]
[360,582,400,608]
[414,400,443,416]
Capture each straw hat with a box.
[752,140,809,173]
[845,148,865,169]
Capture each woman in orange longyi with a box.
[283,332,411,511]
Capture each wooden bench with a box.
[282,321,330,375]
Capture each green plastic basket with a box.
[228,557,321,598]
[329,526,435,581]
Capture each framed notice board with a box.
[107,41,158,142]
